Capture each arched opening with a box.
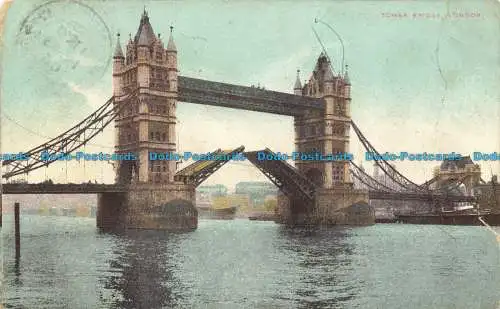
[118,161,138,184]
[305,168,323,187]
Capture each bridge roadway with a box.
[1,183,476,202]
[177,76,325,116]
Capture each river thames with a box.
[2,215,500,309]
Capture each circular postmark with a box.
[15,0,113,86]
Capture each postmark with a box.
[15,0,113,85]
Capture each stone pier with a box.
[276,187,374,226]
[97,183,197,231]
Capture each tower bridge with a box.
[1,10,479,230]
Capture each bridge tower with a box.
[113,10,177,184]
[294,53,352,189]
[98,10,196,231]
[279,53,372,225]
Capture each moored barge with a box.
[396,211,500,226]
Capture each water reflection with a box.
[277,226,359,309]
[100,230,185,309]
[3,216,499,309]
[13,255,21,286]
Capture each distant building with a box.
[475,176,500,213]
[235,181,277,207]
[264,194,276,201]
[235,181,277,193]
[196,184,228,198]
[373,162,401,191]
[352,163,369,190]
[352,162,401,191]
[434,156,481,196]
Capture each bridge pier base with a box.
[97,192,127,230]
[97,183,197,231]
[277,187,374,226]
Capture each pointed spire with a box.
[344,64,350,85]
[294,70,302,90]
[135,8,156,46]
[167,25,177,51]
[324,63,334,81]
[113,33,124,58]
[314,51,334,77]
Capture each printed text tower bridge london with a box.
[2,11,475,229]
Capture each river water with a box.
[2,214,500,309]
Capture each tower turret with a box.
[166,26,177,52]
[113,33,124,60]
[343,64,351,98]
[113,33,124,96]
[323,58,335,96]
[166,26,178,92]
[294,70,302,95]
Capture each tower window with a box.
[163,166,166,172]
[127,134,131,142]
[155,132,160,140]
[150,132,154,140]
[307,126,315,136]
[162,133,166,141]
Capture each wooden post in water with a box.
[14,202,20,258]
[0,181,2,228]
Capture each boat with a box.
[197,205,237,220]
[396,209,500,226]
[248,212,278,221]
[196,195,237,220]
[49,207,59,216]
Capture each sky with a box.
[0,0,499,190]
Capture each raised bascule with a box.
[1,11,484,230]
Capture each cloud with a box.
[67,82,110,110]
[248,47,316,92]
[56,54,101,68]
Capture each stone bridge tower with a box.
[99,10,196,231]
[293,53,352,189]
[113,10,178,185]
[279,53,372,225]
